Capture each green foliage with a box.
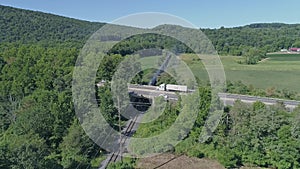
[0,57,5,71]
[227,81,250,95]
[216,147,239,168]
[109,33,193,56]
[202,23,300,55]
[0,6,104,167]
[134,101,179,138]
[243,48,266,65]
[292,41,300,48]
[252,101,266,111]
[0,5,103,44]
[107,161,135,169]
[0,131,60,169]
[195,86,211,128]
[226,80,300,100]
[107,158,136,169]
[184,101,299,168]
[156,72,177,85]
[97,54,123,81]
[59,119,101,169]
[97,84,118,125]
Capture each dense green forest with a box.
[202,23,300,56]
[0,5,105,168]
[0,5,104,45]
[108,23,300,60]
[174,89,300,168]
[0,5,299,169]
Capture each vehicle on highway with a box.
[157,83,188,92]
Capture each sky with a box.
[1,0,300,28]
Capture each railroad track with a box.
[104,115,139,168]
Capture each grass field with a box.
[222,54,300,92]
[183,54,300,92]
[138,53,300,92]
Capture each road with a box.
[128,85,300,110]
[128,84,179,100]
[218,93,300,110]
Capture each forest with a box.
[0,5,299,169]
[202,23,300,56]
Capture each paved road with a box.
[128,85,300,110]
[218,93,300,110]
[128,85,179,100]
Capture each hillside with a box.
[202,23,300,55]
[0,5,104,44]
[0,5,106,169]
[1,4,300,54]
[103,22,300,56]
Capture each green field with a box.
[221,54,300,92]
[139,54,300,92]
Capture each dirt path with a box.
[136,153,225,169]
[136,153,271,169]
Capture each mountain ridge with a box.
[1,4,300,55]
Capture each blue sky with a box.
[1,0,299,28]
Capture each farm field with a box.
[222,54,300,92]
[182,54,300,92]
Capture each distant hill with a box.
[0,5,104,44]
[110,22,300,56]
[201,23,300,55]
[245,22,300,29]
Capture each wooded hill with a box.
[1,5,300,53]
[202,23,300,55]
[0,5,104,45]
